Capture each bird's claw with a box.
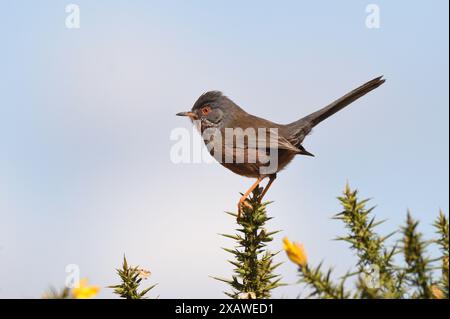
[237,199,252,220]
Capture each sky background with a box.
[0,0,448,298]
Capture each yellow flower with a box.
[283,237,307,267]
[72,279,100,299]
[430,285,445,299]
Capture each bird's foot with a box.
[237,199,253,220]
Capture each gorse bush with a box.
[109,255,157,299]
[41,184,448,299]
[433,212,449,298]
[284,184,449,299]
[214,187,283,299]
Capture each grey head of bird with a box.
[176,91,247,132]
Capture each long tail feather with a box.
[292,76,385,128]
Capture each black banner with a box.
[0,299,447,318]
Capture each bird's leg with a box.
[258,174,277,203]
[238,177,264,219]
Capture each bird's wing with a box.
[223,128,301,153]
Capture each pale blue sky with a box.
[0,0,448,298]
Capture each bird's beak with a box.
[176,111,198,120]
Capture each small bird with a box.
[177,76,385,218]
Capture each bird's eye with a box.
[201,106,211,116]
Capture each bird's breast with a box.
[202,135,295,177]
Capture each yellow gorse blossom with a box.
[72,279,100,299]
[283,237,307,267]
[430,285,445,299]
